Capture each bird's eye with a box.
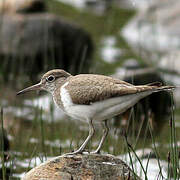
[46,75,55,82]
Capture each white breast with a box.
[60,82,73,107]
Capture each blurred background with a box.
[0,0,179,179]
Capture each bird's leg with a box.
[91,120,109,154]
[64,119,95,155]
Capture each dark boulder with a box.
[0,13,93,83]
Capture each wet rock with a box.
[0,13,93,83]
[0,0,46,13]
[22,153,141,180]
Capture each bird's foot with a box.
[62,147,102,156]
[63,149,89,156]
[63,151,82,156]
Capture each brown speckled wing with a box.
[65,74,155,105]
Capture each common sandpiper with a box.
[17,69,175,154]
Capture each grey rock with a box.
[122,0,180,62]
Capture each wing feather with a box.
[65,74,139,105]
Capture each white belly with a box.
[60,83,152,122]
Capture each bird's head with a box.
[17,69,71,95]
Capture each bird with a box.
[17,69,175,154]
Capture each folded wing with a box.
[65,74,169,105]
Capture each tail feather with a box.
[145,82,175,92]
[136,83,175,93]
[146,82,162,87]
[155,85,175,92]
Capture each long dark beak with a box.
[17,83,42,95]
